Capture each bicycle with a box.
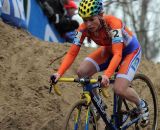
[49,73,158,130]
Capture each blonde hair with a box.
[86,15,112,43]
[99,16,112,39]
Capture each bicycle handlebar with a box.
[49,76,102,94]
[51,76,114,85]
[58,77,99,84]
[51,76,102,84]
[49,76,114,97]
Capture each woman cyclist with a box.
[51,0,149,127]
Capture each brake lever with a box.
[49,75,57,93]
[49,83,53,93]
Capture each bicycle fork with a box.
[74,92,92,130]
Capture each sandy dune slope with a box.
[0,21,159,130]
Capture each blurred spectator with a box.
[37,0,79,41]
[63,0,78,42]
[64,0,78,17]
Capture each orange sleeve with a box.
[104,43,123,78]
[57,44,80,76]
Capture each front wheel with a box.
[118,73,158,130]
[64,99,98,130]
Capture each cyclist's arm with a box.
[57,24,87,76]
[103,15,125,78]
[104,43,123,78]
[57,44,80,76]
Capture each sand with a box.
[0,21,159,130]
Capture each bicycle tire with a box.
[117,73,158,130]
[64,99,98,130]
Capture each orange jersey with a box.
[58,15,140,77]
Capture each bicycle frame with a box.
[50,77,143,130]
[82,83,142,130]
[51,75,158,130]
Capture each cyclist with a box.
[51,0,149,127]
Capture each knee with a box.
[76,61,97,78]
[76,67,85,78]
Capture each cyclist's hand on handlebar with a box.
[50,73,61,84]
[101,75,110,88]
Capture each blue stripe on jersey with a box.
[122,36,140,56]
[112,37,123,43]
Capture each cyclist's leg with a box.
[77,59,97,77]
[77,46,111,77]
[113,78,141,106]
[113,80,149,127]
[113,47,149,126]
[113,48,141,105]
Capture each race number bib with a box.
[110,29,123,43]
